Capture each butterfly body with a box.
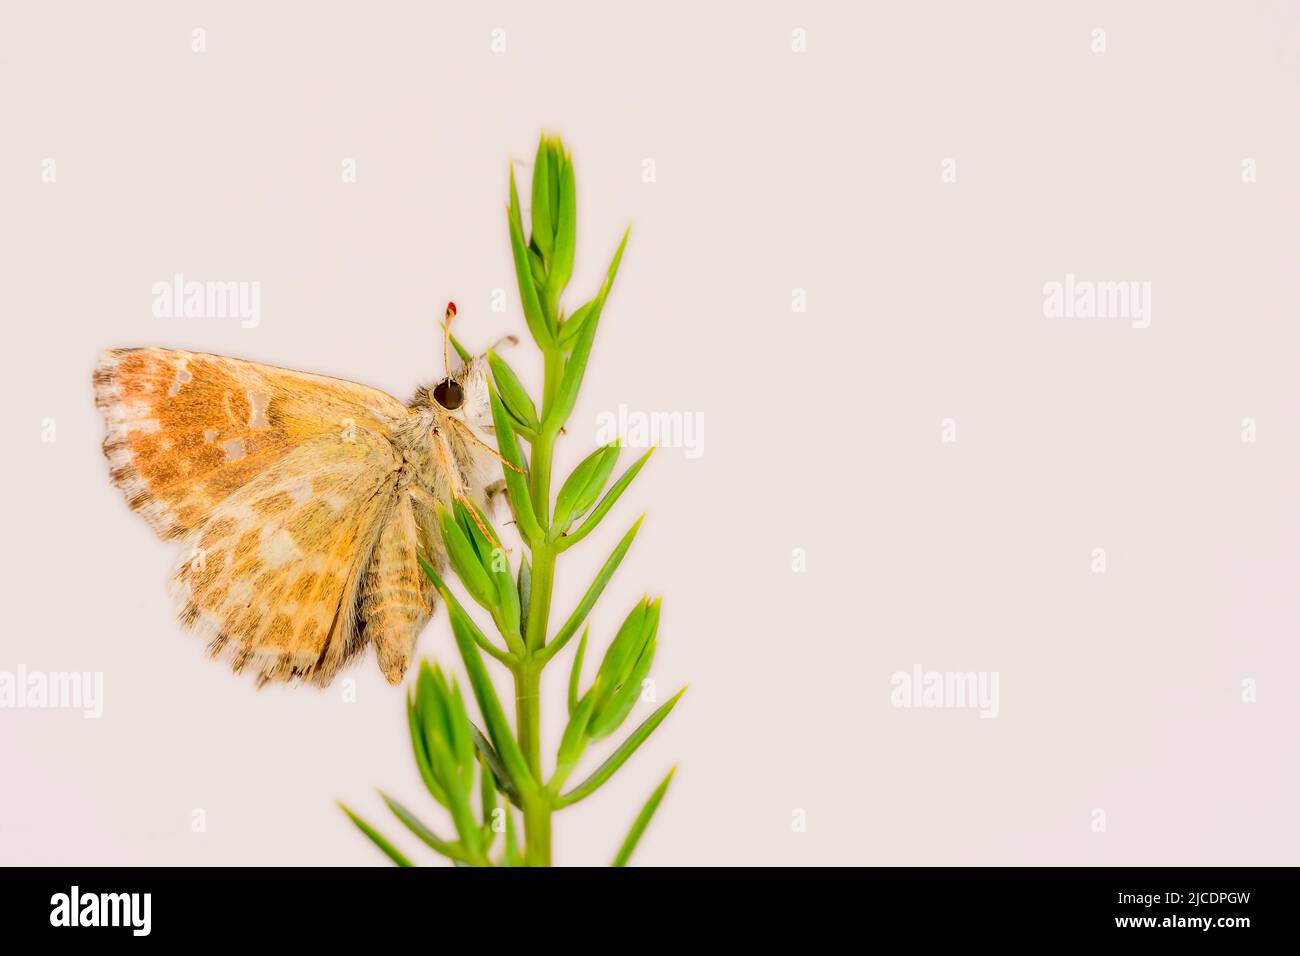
[94,347,499,688]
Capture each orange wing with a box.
[93,347,408,539]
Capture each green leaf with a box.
[435,504,498,613]
[556,687,686,807]
[507,162,525,237]
[543,229,628,432]
[448,677,477,792]
[611,767,676,867]
[528,247,547,289]
[555,690,598,782]
[339,803,414,867]
[590,599,649,698]
[567,626,589,717]
[470,723,522,808]
[516,558,532,638]
[558,300,594,348]
[588,630,656,741]
[552,442,619,533]
[489,386,544,542]
[530,135,554,261]
[416,666,482,854]
[588,598,660,739]
[542,515,643,664]
[546,140,561,237]
[416,663,452,758]
[559,448,654,550]
[420,563,536,796]
[546,148,576,302]
[407,690,447,807]
[453,498,522,652]
[509,166,553,347]
[487,349,539,432]
[478,751,498,849]
[380,792,469,864]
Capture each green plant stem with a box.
[514,660,550,865]
[514,347,564,865]
[515,660,543,778]
[521,790,552,866]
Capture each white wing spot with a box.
[218,438,246,462]
[167,359,193,397]
[203,429,219,444]
[260,529,300,568]
[247,390,270,429]
[227,579,254,606]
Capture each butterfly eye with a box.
[432,378,465,410]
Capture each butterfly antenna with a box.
[442,301,457,378]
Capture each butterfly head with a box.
[416,359,491,428]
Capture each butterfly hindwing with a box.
[172,430,402,686]
[360,489,442,684]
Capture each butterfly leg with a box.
[431,427,501,546]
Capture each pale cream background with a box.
[2,1,1298,866]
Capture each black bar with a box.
[0,867,1292,941]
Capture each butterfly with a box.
[93,305,516,688]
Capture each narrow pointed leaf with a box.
[558,299,595,348]
[380,793,469,863]
[420,563,535,794]
[545,299,598,432]
[552,442,619,533]
[546,141,561,235]
[567,626,589,717]
[509,167,553,346]
[478,751,498,849]
[589,634,656,741]
[516,558,532,638]
[559,448,654,550]
[339,803,414,867]
[490,387,544,542]
[544,229,628,432]
[546,149,576,300]
[528,248,547,289]
[435,504,498,612]
[453,498,522,650]
[557,687,686,808]
[590,598,650,704]
[542,516,643,663]
[531,136,553,260]
[487,348,539,431]
[407,689,447,807]
[470,723,522,808]
[611,767,676,867]
[555,691,597,783]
